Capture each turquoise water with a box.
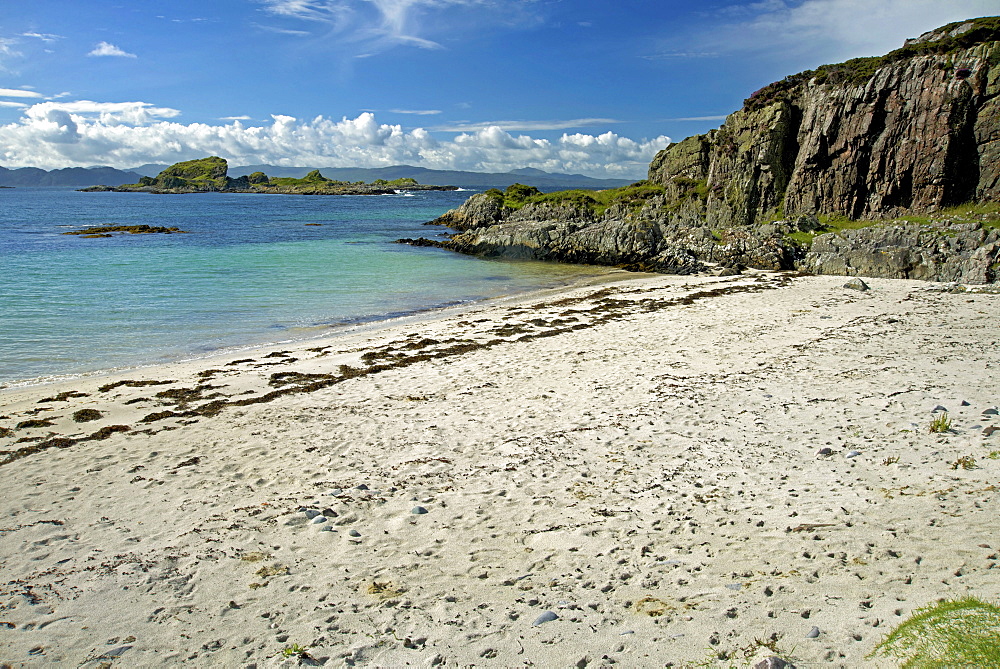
[0,187,605,385]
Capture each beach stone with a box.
[302,509,320,519]
[323,508,338,517]
[755,658,794,669]
[311,516,327,524]
[411,506,429,515]
[984,426,998,437]
[532,611,558,626]
[348,529,361,537]
[961,400,971,406]
[356,484,369,491]
[932,405,948,412]
[817,447,833,456]
[328,489,343,496]
[983,408,999,416]
[843,278,869,291]
[321,525,335,532]
[805,626,820,638]
[846,450,861,458]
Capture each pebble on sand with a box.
[532,611,559,626]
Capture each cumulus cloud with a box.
[88,41,137,58]
[699,0,1000,63]
[0,104,667,178]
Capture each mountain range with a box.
[0,163,634,191]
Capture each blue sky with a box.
[0,0,997,177]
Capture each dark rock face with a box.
[646,20,1000,224]
[412,19,1000,283]
[803,223,1000,283]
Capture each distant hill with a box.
[129,163,636,191]
[0,165,144,187]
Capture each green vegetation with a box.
[870,596,1000,667]
[745,16,1000,110]
[782,203,1000,246]
[492,181,666,217]
[929,412,953,434]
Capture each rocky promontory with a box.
[80,157,458,195]
[405,17,1000,283]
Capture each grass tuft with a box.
[870,596,1000,667]
[929,413,952,434]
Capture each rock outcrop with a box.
[409,17,1000,283]
[80,157,458,195]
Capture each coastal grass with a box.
[929,412,952,434]
[783,203,1000,246]
[869,596,1000,667]
[492,181,666,217]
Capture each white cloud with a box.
[0,88,43,99]
[435,118,620,132]
[0,100,28,108]
[221,115,254,120]
[700,0,1000,63]
[22,32,63,42]
[0,37,22,71]
[0,105,666,178]
[88,41,138,58]
[387,108,442,115]
[258,0,541,54]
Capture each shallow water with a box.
[0,187,606,385]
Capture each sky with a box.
[0,0,997,178]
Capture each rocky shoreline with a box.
[400,18,1000,284]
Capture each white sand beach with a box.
[1,271,998,667]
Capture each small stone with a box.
[532,611,558,626]
[321,525,335,532]
[983,408,999,416]
[984,426,998,437]
[755,658,794,669]
[843,278,869,291]
[322,508,337,517]
[817,447,833,456]
[805,626,820,638]
[932,405,948,413]
[312,516,327,524]
[348,529,361,537]
[356,484,369,491]
[961,400,971,406]
[411,506,429,515]
[328,489,343,496]
[846,450,861,458]
[303,509,320,519]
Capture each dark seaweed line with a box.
[0,275,796,468]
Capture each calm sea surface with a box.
[0,187,606,386]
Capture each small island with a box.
[79,156,459,195]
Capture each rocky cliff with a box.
[411,17,1000,283]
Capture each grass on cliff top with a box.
[744,16,1000,111]
[490,182,665,217]
[869,596,1000,667]
[784,203,1000,245]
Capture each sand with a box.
[1,271,998,668]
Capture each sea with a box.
[0,187,609,387]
